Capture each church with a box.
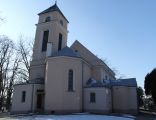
[11,3,138,114]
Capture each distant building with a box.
[11,3,138,114]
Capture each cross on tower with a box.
[55,0,57,5]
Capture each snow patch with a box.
[13,114,134,120]
[122,114,136,119]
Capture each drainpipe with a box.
[46,42,52,57]
[31,84,35,113]
[82,61,84,112]
[110,80,114,113]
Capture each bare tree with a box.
[17,36,33,82]
[0,35,33,111]
[6,56,20,110]
[0,17,4,22]
[0,14,5,24]
[0,35,14,111]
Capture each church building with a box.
[11,3,138,114]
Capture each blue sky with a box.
[0,0,156,88]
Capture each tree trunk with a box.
[6,89,12,111]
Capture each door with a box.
[37,94,43,109]
[36,90,44,111]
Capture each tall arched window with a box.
[68,69,73,91]
[42,30,49,51]
[58,33,62,51]
[45,16,51,22]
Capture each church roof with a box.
[28,78,44,84]
[85,78,137,88]
[38,3,69,23]
[110,78,137,87]
[52,47,81,58]
[14,78,44,86]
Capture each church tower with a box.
[33,3,69,61]
[30,3,69,80]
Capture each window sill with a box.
[67,90,75,92]
[89,102,96,103]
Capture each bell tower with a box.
[32,3,69,61]
[29,3,69,80]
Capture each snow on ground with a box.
[0,114,134,120]
[122,114,136,119]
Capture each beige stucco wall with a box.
[11,84,44,114]
[71,41,115,80]
[91,66,115,81]
[11,84,33,113]
[31,9,69,81]
[71,41,103,66]
[84,87,112,114]
[82,62,91,86]
[45,56,83,113]
[102,68,116,80]
[33,22,67,61]
[33,6,69,60]
[31,84,44,112]
[112,86,138,114]
[91,66,103,80]
[38,11,68,30]
[33,10,68,61]
[29,60,45,80]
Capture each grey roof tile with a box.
[28,78,44,84]
[52,47,81,58]
[110,78,137,87]
[85,78,137,88]
[14,78,44,86]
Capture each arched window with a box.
[45,16,51,22]
[42,30,49,51]
[60,20,63,26]
[21,91,26,103]
[68,69,74,91]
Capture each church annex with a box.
[11,3,138,114]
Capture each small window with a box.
[90,92,96,103]
[68,69,74,91]
[60,20,63,26]
[105,76,108,80]
[45,16,51,22]
[21,91,26,103]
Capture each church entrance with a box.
[36,90,44,112]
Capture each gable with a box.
[70,40,115,76]
[70,40,103,65]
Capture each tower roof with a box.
[38,3,69,23]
